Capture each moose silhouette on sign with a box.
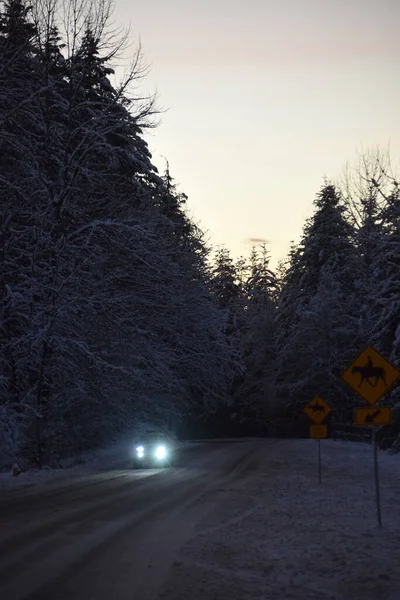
[365,409,381,424]
[309,399,325,414]
[351,355,387,388]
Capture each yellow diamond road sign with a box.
[342,345,400,405]
[304,396,331,424]
[310,424,328,439]
[355,407,392,426]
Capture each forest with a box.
[1,0,399,468]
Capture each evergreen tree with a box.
[338,151,400,449]
[369,185,400,450]
[0,0,45,461]
[0,0,235,467]
[274,184,360,428]
[211,247,242,311]
[234,245,277,429]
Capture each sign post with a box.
[341,345,400,527]
[372,429,382,527]
[304,397,331,483]
[318,436,322,484]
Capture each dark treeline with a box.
[208,154,400,451]
[1,0,399,468]
[0,0,238,467]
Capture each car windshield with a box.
[139,434,166,445]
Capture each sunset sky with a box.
[114,0,399,265]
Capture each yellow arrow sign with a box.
[310,424,328,439]
[355,407,392,426]
[342,346,400,405]
[304,396,331,424]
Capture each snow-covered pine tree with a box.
[338,150,400,448]
[234,245,277,430]
[210,247,243,322]
[369,182,400,450]
[274,183,360,430]
[0,0,48,463]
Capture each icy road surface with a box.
[0,439,400,600]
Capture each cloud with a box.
[245,237,270,245]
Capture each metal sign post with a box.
[305,399,331,484]
[317,439,322,484]
[372,429,382,527]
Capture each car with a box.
[133,432,173,469]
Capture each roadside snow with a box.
[0,437,133,490]
[159,439,400,600]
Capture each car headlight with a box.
[136,446,144,457]
[155,445,167,459]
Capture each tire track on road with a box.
[25,443,260,600]
[0,442,259,600]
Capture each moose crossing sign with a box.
[304,396,331,424]
[341,346,400,405]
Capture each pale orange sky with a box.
[114,0,400,266]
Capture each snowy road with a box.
[0,440,260,600]
[1,439,400,600]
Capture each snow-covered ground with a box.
[0,437,132,490]
[159,439,400,600]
